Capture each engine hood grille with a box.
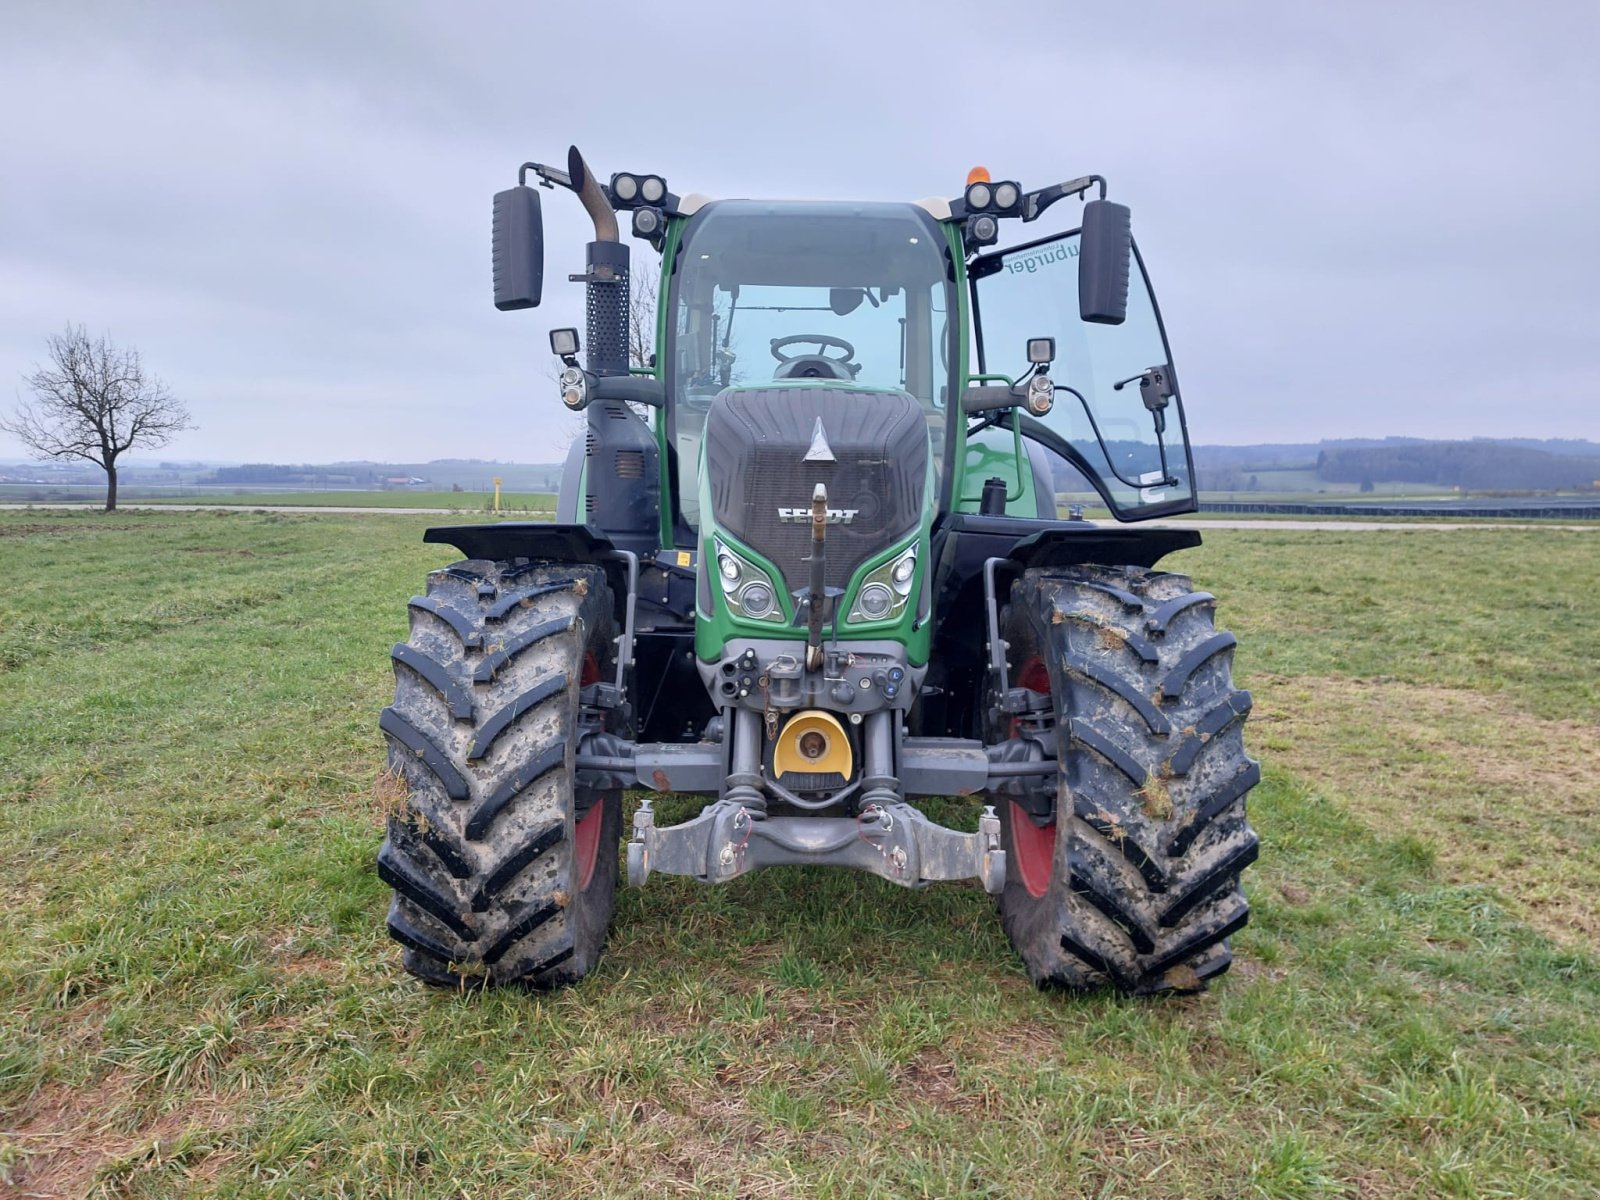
[703,386,929,600]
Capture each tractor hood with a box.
[703,385,929,597]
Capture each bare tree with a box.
[2,325,193,511]
[628,264,659,369]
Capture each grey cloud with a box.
[2,0,1596,461]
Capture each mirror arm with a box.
[520,161,574,190]
[962,382,1026,414]
[592,374,664,408]
[1021,174,1106,223]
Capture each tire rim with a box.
[574,803,604,892]
[1011,656,1057,898]
[575,650,604,893]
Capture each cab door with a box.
[969,230,1197,519]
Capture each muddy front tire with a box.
[993,565,1260,994]
[376,560,622,988]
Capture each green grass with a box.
[14,489,557,512]
[1,511,1597,1198]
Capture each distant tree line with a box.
[198,460,567,491]
[1185,440,1600,494]
[204,463,377,486]
[1315,444,1599,492]
[1195,468,1265,492]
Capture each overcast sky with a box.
[2,1,1596,462]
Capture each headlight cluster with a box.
[558,366,589,411]
[713,539,787,624]
[963,174,1022,252]
[965,179,1022,215]
[609,173,667,206]
[847,543,918,625]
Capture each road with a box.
[1142,518,1598,532]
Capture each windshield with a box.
[972,232,1196,519]
[668,201,955,528]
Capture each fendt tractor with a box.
[376,146,1260,995]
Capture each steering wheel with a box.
[770,334,859,381]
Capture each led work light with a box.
[610,173,667,208]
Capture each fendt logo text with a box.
[777,507,859,524]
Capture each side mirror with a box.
[492,185,544,310]
[1078,199,1130,325]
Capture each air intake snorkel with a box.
[566,146,630,378]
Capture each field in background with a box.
[1,510,1596,1198]
[1191,469,1455,501]
[0,487,556,512]
[132,490,557,512]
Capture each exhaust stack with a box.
[567,145,630,378]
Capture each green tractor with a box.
[377,147,1259,994]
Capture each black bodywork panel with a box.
[423,521,634,631]
[1007,522,1201,569]
[584,399,660,558]
[424,520,697,637]
[425,521,616,565]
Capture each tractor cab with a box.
[667,199,952,535]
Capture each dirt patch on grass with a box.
[585,1085,816,1199]
[778,1003,865,1045]
[1,1073,238,1197]
[1249,674,1600,946]
[896,1047,997,1113]
[0,521,180,537]
[0,523,83,537]
[268,936,350,982]
[980,1017,1063,1065]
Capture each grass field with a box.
[1,510,1596,1198]
[81,491,554,513]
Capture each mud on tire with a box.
[993,565,1259,994]
[376,559,622,988]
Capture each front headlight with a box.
[738,580,777,619]
[847,543,917,625]
[712,539,787,624]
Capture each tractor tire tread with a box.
[994,564,1259,995]
[378,560,621,989]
